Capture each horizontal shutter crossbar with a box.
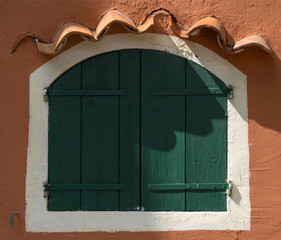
[147,88,232,96]
[148,183,229,191]
[46,89,127,96]
[44,184,124,191]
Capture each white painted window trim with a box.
[26,33,250,232]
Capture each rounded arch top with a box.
[50,48,229,91]
[31,33,246,90]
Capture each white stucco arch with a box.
[26,33,250,232]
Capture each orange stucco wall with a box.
[1,1,281,239]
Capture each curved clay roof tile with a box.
[12,9,273,55]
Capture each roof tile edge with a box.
[11,9,273,55]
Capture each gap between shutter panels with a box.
[46,50,230,211]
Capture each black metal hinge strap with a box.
[148,183,230,191]
[45,89,128,96]
[44,184,124,191]
[147,87,232,96]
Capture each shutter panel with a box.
[185,61,227,211]
[141,50,186,211]
[80,50,141,210]
[141,51,228,211]
[119,50,141,210]
[47,50,141,211]
[48,64,82,211]
[81,52,120,210]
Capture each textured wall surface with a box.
[0,0,281,239]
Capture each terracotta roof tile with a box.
[12,9,273,55]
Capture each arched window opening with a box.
[45,49,232,211]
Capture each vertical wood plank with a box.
[119,50,141,210]
[48,64,81,210]
[141,50,186,211]
[81,52,119,210]
[185,61,227,211]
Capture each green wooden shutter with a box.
[48,50,141,211]
[140,50,227,211]
[48,64,82,211]
[119,50,141,210]
[81,51,120,210]
[47,49,228,211]
[185,61,227,211]
[141,50,186,211]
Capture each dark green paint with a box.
[148,183,229,191]
[47,89,127,96]
[141,50,186,211]
[185,61,227,211]
[119,50,141,210]
[81,52,120,210]
[48,50,228,211]
[48,64,81,211]
[147,88,231,96]
[44,184,123,191]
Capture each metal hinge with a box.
[227,85,233,99]
[43,88,48,102]
[43,183,49,198]
[226,180,233,196]
[225,110,228,118]
[148,182,233,196]
[44,183,124,191]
